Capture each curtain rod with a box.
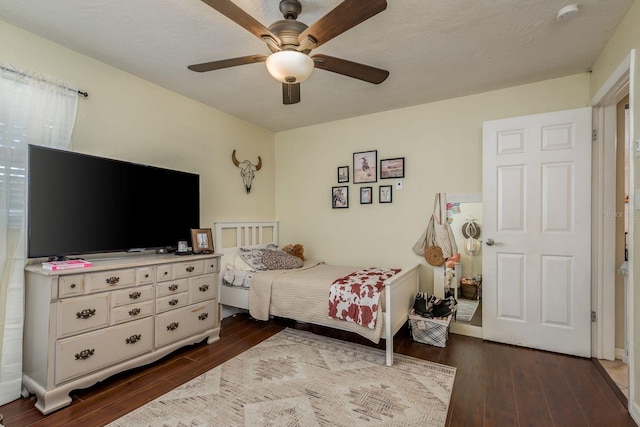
[1,66,88,98]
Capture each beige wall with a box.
[274,74,589,291]
[0,20,276,230]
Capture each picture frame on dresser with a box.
[191,228,214,254]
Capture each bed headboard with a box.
[214,221,279,255]
[214,221,278,315]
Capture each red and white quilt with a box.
[328,267,401,329]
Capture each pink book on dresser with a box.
[41,259,93,271]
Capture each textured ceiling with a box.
[0,0,634,132]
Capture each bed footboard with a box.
[384,265,419,366]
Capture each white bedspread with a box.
[249,260,385,343]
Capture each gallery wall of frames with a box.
[332,150,404,209]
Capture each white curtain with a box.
[0,64,78,405]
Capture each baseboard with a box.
[450,322,482,338]
[615,347,628,362]
[630,399,640,425]
[220,305,248,319]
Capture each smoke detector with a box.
[556,4,579,21]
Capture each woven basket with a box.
[424,246,445,266]
[460,279,480,299]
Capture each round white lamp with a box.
[266,51,314,83]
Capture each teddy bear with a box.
[282,243,305,261]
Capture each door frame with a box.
[589,50,634,412]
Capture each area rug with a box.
[107,328,456,427]
[455,298,479,323]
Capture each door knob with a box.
[485,238,503,246]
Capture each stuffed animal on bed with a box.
[282,243,304,261]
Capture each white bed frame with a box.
[214,221,419,366]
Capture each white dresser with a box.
[22,253,221,415]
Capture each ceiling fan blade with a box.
[188,55,267,72]
[200,0,279,45]
[298,0,387,49]
[312,54,389,84]
[282,83,301,105]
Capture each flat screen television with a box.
[28,145,200,259]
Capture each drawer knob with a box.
[168,284,179,291]
[76,308,96,319]
[209,264,215,269]
[75,348,95,360]
[198,312,209,321]
[167,322,179,331]
[126,334,142,344]
[145,274,149,278]
[164,271,169,276]
[169,298,179,306]
[106,276,120,285]
[70,283,76,289]
[129,291,142,300]
[129,308,141,316]
[186,266,195,273]
[199,284,209,292]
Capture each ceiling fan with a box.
[188,0,390,105]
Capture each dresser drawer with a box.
[87,269,135,292]
[111,300,153,325]
[155,300,217,348]
[189,274,217,304]
[58,293,110,338]
[156,279,188,298]
[55,317,153,384]
[204,258,219,274]
[136,266,156,285]
[112,285,153,307]
[156,292,189,313]
[173,260,204,279]
[156,264,173,282]
[58,274,85,298]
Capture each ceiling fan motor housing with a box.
[279,0,302,20]
[268,19,308,52]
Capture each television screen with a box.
[28,145,200,258]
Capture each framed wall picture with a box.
[360,186,373,204]
[332,186,349,208]
[379,185,392,203]
[337,165,349,183]
[353,150,377,184]
[191,228,214,254]
[380,157,405,179]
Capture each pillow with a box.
[238,243,278,271]
[262,249,304,270]
[225,252,254,271]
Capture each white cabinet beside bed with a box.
[214,221,419,366]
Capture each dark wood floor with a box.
[1,312,635,427]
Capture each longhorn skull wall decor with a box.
[232,150,262,194]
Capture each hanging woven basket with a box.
[425,245,445,266]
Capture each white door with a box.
[482,107,592,357]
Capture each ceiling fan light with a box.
[266,51,314,83]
